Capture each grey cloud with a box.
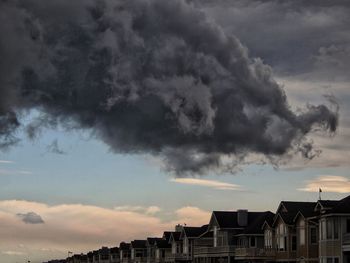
[199,0,350,77]
[46,139,66,155]
[0,0,338,174]
[17,212,45,224]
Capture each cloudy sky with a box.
[0,0,349,262]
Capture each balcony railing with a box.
[343,233,350,245]
[235,248,275,259]
[167,253,191,261]
[194,246,236,255]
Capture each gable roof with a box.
[155,239,172,249]
[241,211,275,234]
[182,225,208,239]
[274,201,317,226]
[163,231,172,242]
[212,211,272,229]
[318,200,339,209]
[328,195,350,214]
[119,242,131,250]
[280,201,316,213]
[131,240,147,249]
[212,211,238,229]
[110,247,119,254]
[169,232,181,242]
[147,237,163,246]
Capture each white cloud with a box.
[298,175,350,193]
[170,177,241,190]
[0,169,32,176]
[114,205,161,215]
[0,200,211,263]
[1,250,25,256]
[0,160,14,164]
[174,206,211,226]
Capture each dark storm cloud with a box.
[17,212,45,224]
[198,0,350,77]
[0,0,338,174]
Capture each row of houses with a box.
[45,195,350,263]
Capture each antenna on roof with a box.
[319,188,322,200]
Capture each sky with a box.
[0,0,350,262]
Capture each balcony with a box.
[167,253,191,261]
[343,233,350,252]
[235,248,275,260]
[194,246,236,256]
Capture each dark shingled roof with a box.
[131,240,147,249]
[156,239,172,249]
[213,211,271,229]
[170,232,181,242]
[318,200,339,209]
[328,195,350,214]
[119,242,131,250]
[147,237,163,246]
[183,225,208,238]
[199,231,213,238]
[242,211,275,234]
[110,247,119,254]
[274,201,317,225]
[163,231,172,242]
[281,201,316,214]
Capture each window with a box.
[321,220,326,240]
[327,220,332,239]
[250,237,256,247]
[334,218,339,239]
[213,226,217,247]
[264,229,273,248]
[183,237,188,254]
[172,242,176,254]
[327,258,333,263]
[299,219,305,245]
[276,222,287,251]
[310,227,317,244]
[292,236,297,251]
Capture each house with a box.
[120,242,132,263]
[87,252,93,263]
[169,231,184,262]
[110,247,120,263]
[194,210,273,263]
[268,201,317,263]
[316,196,350,263]
[293,208,319,263]
[147,238,164,263]
[180,225,208,262]
[154,238,172,263]
[235,211,275,263]
[92,250,99,263]
[98,247,110,263]
[131,240,148,263]
[67,254,87,263]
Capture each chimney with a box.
[237,209,248,227]
[175,224,183,232]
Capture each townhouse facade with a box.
[50,195,350,263]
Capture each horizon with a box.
[1,0,350,262]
